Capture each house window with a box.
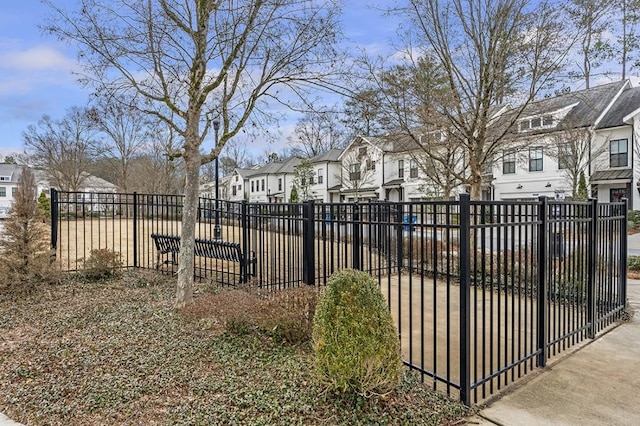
[251,181,255,192]
[503,151,516,174]
[366,159,375,171]
[543,115,554,126]
[12,187,17,197]
[317,168,323,184]
[232,186,237,196]
[529,147,543,172]
[358,146,367,156]
[520,120,530,131]
[0,187,5,197]
[558,145,569,170]
[278,178,282,191]
[610,188,627,202]
[235,176,239,182]
[531,117,541,128]
[610,139,628,167]
[398,160,404,178]
[349,163,361,181]
[409,160,418,178]
[261,179,265,191]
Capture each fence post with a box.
[303,200,316,285]
[536,196,548,367]
[352,203,361,270]
[621,198,628,312]
[50,188,58,253]
[133,192,138,268]
[587,198,598,338]
[458,193,471,406]
[241,200,249,283]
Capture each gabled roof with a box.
[310,148,343,163]
[338,135,385,160]
[235,157,302,179]
[0,164,22,182]
[513,80,628,134]
[597,86,640,129]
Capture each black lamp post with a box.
[213,118,221,240]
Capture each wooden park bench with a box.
[150,233,255,284]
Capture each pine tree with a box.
[289,185,299,203]
[0,168,54,291]
[37,191,51,218]
[576,171,588,201]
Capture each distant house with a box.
[0,164,117,219]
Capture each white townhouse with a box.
[491,80,640,208]
[336,136,385,202]
[307,149,342,203]
[334,134,466,202]
[226,158,303,203]
[0,164,117,218]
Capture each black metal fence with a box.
[50,189,628,405]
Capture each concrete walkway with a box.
[470,279,640,426]
[628,231,640,256]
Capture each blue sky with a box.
[0,0,399,160]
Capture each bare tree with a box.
[565,0,614,88]
[391,0,571,200]
[288,107,346,157]
[201,136,251,180]
[410,137,466,199]
[365,53,467,198]
[132,124,185,194]
[23,107,98,192]
[336,148,377,201]
[292,159,315,201]
[546,127,603,198]
[45,0,344,307]
[89,94,150,191]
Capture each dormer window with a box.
[543,115,553,126]
[531,117,541,128]
[520,120,530,131]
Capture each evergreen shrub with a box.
[312,269,402,397]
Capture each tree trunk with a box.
[175,138,201,308]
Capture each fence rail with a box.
[50,189,628,405]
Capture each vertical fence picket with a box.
[303,200,316,285]
[133,192,138,268]
[587,198,598,338]
[50,188,58,253]
[621,198,628,309]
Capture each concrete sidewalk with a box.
[470,279,640,426]
[628,232,640,256]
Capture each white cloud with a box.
[0,45,77,73]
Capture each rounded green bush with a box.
[312,269,402,397]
